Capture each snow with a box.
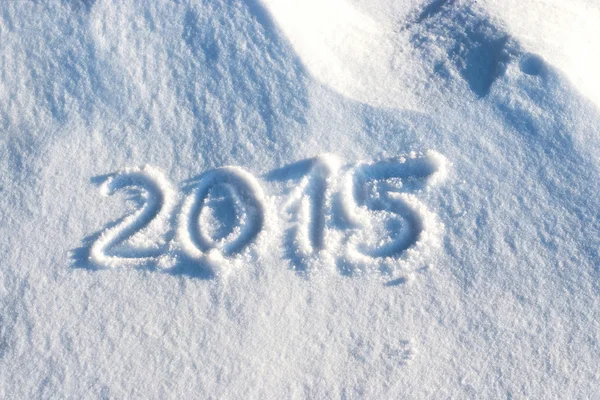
[1,0,599,397]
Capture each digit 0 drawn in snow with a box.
[87,166,177,269]
[73,151,448,279]
[178,167,266,274]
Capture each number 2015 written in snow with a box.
[82,151,448,276]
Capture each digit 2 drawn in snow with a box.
[75,151,448,277]
[88,166,177,269]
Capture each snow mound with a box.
[0,0,599,397]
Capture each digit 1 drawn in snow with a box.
[339,151,448,271]
[270,154,342,271]
[89,166,177,269]
[178,167,265,267]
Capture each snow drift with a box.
[0,0,599,397]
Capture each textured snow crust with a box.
[0,0,599,398]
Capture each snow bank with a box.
[0,0,599,397]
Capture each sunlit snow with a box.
[0,0,599,397]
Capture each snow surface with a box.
[1,0,599,397]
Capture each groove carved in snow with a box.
[76,151,448,277]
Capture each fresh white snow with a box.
[0,0,599,398]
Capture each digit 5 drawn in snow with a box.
[74,151,448,278]
[337,151,447,274]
